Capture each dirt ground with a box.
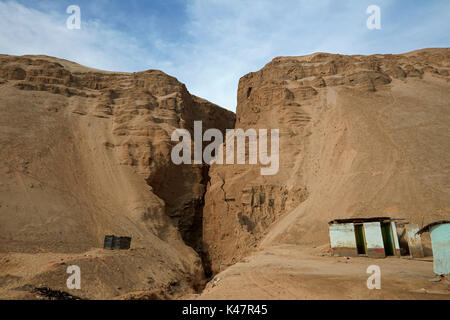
[2,243,449,300]
[0,247,203,300]
[185,245,450,300]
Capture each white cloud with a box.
[0,0,449,111]
[169,0,358,109]
[0,1,165,72]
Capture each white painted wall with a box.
[363,222,384,250]
[391,221,401,255]
[329,223,357,249]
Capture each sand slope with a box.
[0,54,234,299]
[203,48,450,273]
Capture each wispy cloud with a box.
[0,0,449,111]
[0,1,171,71]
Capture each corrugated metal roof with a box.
[328,217,405,225]
[417,220,450,235]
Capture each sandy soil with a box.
[0,246,204,300]
[189,245,450,300]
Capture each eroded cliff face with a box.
[203,48,450,273]
[0,54,234,299]
[1,49,449,298]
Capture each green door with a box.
[354,224,367,255]
[381,223,395,256]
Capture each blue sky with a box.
[0,0,449,111]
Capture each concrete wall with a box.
[329,223,357,257]
[363,222,385,258]
[430,223,450,275]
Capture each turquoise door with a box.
[430,223,450,275]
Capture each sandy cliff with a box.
[1,48,449,300]
[203,48,450,273]
[0,54,235,299]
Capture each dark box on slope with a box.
[104,235,131,250]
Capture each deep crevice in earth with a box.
[145,162,214,282]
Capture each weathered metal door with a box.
[406,224,424,258]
